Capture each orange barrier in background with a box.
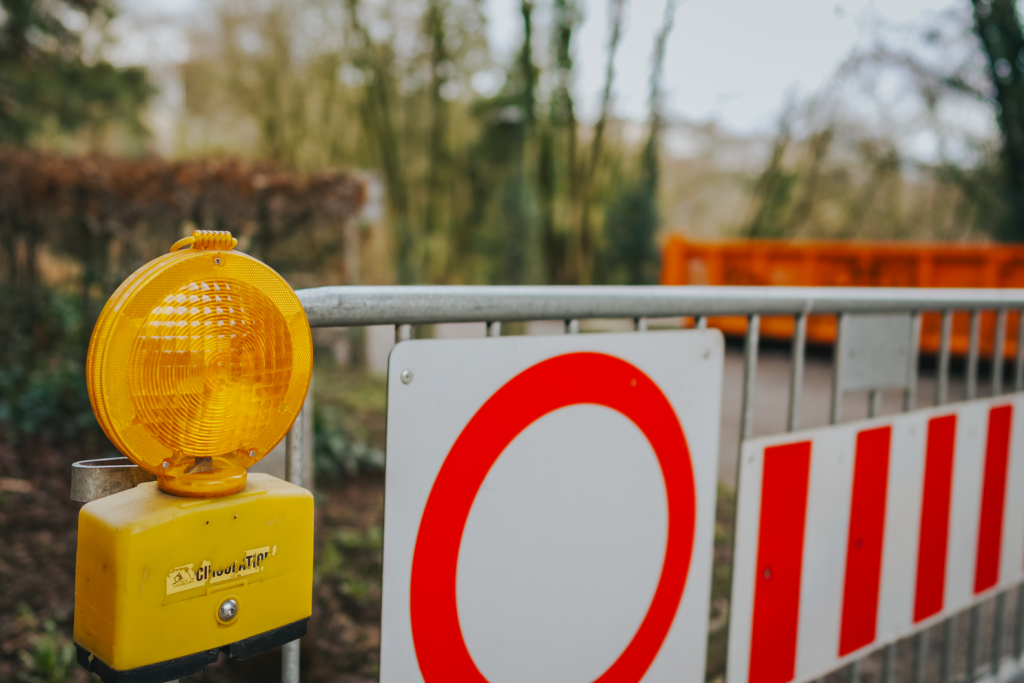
[661,236,1024,358]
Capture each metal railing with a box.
[288,285,1024,683]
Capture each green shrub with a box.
[314,403,385,479]
[16,619,77,683]
[0,286,99,445]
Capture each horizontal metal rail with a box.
[297,285,1024,327]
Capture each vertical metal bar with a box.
[831,313,847,425]
[994,309,1008,396]
[967,604,980,682]
[1014,585,1024,661]
[937,310,953,406]
[850,658,861,683]
[282,639,300,683]
[302,378,315,491]
[285,409,304,487]
[993,592,1006,676]
[882,642,896,683]
[868,390,883,418]
[696,316,708,329]
[935,310,955,683]
[739,315,760,443]
[634,317,648,331]
[1016,309,1024,392]
[565,319,579,334]
[282,410,304,683]
[486,321,502,337]
[787,312,806,432]
[720,314,760,683]
[967,310,981,400]
[905,311,922,411]
[395,324,412,343]
[913,630,929,683]
[940,617,956,683]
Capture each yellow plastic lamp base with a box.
[159,466,247,498]
[74,474,313,673]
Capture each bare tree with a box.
[971,0,1024,239]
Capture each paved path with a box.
[718,345,980,485]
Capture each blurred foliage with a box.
[1,0,1021,458]
[970,0,1024,240]
[317,526,384,608]
[0,149,364,459]
[312,361,387,479]
[740,107,1008,242]
[13,607,77,683]
[735,3,1015,243]
[315,404,386,478]
[598,0,674,284]
[179,0,673,286]
[0,0,151,151]
[0,287,96,445]
[175,0,1024,288]
[312,507,385,680]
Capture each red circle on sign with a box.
[410,352,697,683]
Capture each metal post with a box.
[282,639,300,683]
[1015,585,1024,661]
[967,604,980,683]
[868,390,882,418]
[565,319,579,334]
[994,309,1008,396]
[486,321,501,337]
[831,313,847,425]
[937,310,953,406]
[285,409,303,488]
[282,410,304,683]
[395,324,412,343]
[1016,309,1024,392]
[940,617,956,683]
[721,314,760,683]
[913,630,929,683]
[967,310,981,400]
[739,315,760,444]
[935,310,954,683]
[881,643,896,683]
[788,312,806,432]
[993,591,1006,676]
[905,311,921,411]
[634,317,648,331]
[850,658,861,683]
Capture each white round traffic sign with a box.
[380,331,723,683]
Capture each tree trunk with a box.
[971,0,1024,240]
[578,0,626,284]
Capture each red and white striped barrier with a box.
[727,395,1024,683]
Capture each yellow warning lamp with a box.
[87,229,312,497]
[73,231,315,683]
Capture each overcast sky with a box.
[487,0,967,133]
[119,0,974,137]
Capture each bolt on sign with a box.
[727,395,1024,683]
[380,331,724,683]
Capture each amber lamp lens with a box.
[87,247,312,497]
